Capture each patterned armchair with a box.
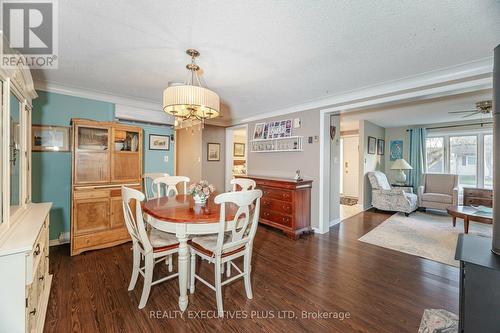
[367,171,418,216]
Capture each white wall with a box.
[176,127,202,183]
[359,120,386,209]
[176,125,226,192]
[202,125,226,192]
[329,115,341,223]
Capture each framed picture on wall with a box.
[377,139,385,155]
[207,142,220,161]
[263,123,269,139]
[233,143,245,157]
[367,136,377,154]
[390,140,403,160]
[253,123,265,140]
[32,125,70,152]
[149,134,170,150]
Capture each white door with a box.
[342,136,359,198]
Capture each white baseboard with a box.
[49,231,70,247]
[313,218,341,233]
[329,218,341,227]
[314,205,374,234]
[312,227,328,234]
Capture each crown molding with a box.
[34,80,162,111]
[34,80,233,127]
[320,77,492,115]
[232,57,493,124]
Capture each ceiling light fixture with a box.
[163,49,220,128]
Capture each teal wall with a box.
[32,90,175,240]
[122,122,175,175]
[122,121,175,198]
[32,91,115,240]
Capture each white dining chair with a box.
[230,178,256,192]
[189,189,262,317]
[226,177,257,277]
[152,176,190,197]
[142,173,169,200]
[122,186,180,309]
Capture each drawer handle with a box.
[39,275,45,282]
[283,205,289,210]
[263,212,270,217]
[282,217,289,222]
[34,244,40,256]
[30,308,37,316]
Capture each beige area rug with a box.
[358,211,492,267]
[419,309,458,333]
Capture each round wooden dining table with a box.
[142,194,238,311]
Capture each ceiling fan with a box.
[448,100,492,118]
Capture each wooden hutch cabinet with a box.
[70,119,143,255]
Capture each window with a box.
[484,134,493,188]
[426,137,444,173]
[425,131,492,189]
[466,155,476,166]
[450,136,477,187]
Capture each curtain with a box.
[408,128,427,191]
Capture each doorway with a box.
[341,135,359,198]
[339,133,362,220]
[225,125,248,191]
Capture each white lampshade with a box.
[163,84,220,119]
[390,159,413,170]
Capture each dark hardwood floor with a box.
[44,210,459,333]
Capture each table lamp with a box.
[390,159,413,185]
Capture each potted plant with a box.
[188,180,215,204]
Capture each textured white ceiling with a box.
[33,0,500,121]
[340,89,493,128]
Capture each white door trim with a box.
[224,124,248,191]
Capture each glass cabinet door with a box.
[111,126,141,182]
[74,124,111,184]
[113,129,139,152]
[25,106,31,203]
[9,92,21,213]
[77,126,109,150]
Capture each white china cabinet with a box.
[0,41,52,333]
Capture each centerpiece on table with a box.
[188,180,215,205]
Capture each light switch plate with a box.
[164,155,168,162]
[293,118,301,128]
